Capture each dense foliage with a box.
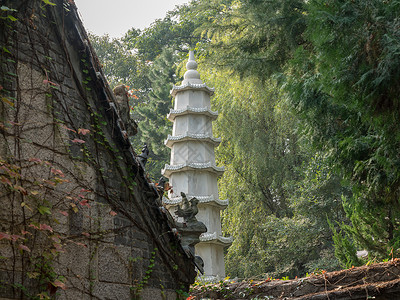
[89,0,400,278]
[133,48,181,179]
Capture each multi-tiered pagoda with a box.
[162,51,232,280]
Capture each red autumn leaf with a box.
[21,230,31,235]
[0,166,19,178]
[82,232,90,237]
[29,223,40,230]
[75,242,87,248]
[71,138,85,144]
[18,244,31,252]
[62,125,77,133]
[79,199,90,207]
[53,243,62,251]
[0,176,12,186]
[43,179,56,186]
[109,210,117,216]
[51,235,61,248]
[40,224,53,232]
[52,280,66,290]
[43,79,58,86]
[14,185,27,195]
[51,235,61,243]
[10,234,23,242]
[29,157,42,163]
[59,210,68,216]
[78,128,90,135]
[0,233,22,242]
[0,232,11,240]
[51,168,65,177]
[8,121,21,126]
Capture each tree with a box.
[194,0,306,79]
[196,0,400,266]
[123,4,201,62]
[133,48,182,179]
[90,0,400,276]
[286,0,400,264]
[199,62,331,277]
[89,33,150,93]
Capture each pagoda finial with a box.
[183,50,201,83]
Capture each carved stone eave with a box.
[170,83,215,97]
[165,133,221,148]
[167,107,219,122]
[162,162,225,178]
[164,195,229,209]
[199,232,233,247]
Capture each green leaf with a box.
[7,15,17,21]
[2,47,11,54]
[42,0,56,6]
[1,97,14,107]
[38,205,51,215]
[1,6,17,12]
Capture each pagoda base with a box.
[195,242,227,279]
[196,274,222,283]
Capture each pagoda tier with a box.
[164,194,229,208]
[200,232,234,245]
[167,106,219,121]
[162,162,225,177]
[165,133,221,148]
[170,82,215,97]
[163,51,231,279]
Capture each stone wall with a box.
[0,1,195,299]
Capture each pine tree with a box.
[133,48,182,179]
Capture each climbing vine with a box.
[0,1,194,299]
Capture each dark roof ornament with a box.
[174,192,207,262]
[137,143,149,170]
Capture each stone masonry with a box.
[0,1,196,299]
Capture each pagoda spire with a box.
[163,51,232,280]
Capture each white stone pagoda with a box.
[162,51,232,280]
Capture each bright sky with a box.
[74,0,191,38]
